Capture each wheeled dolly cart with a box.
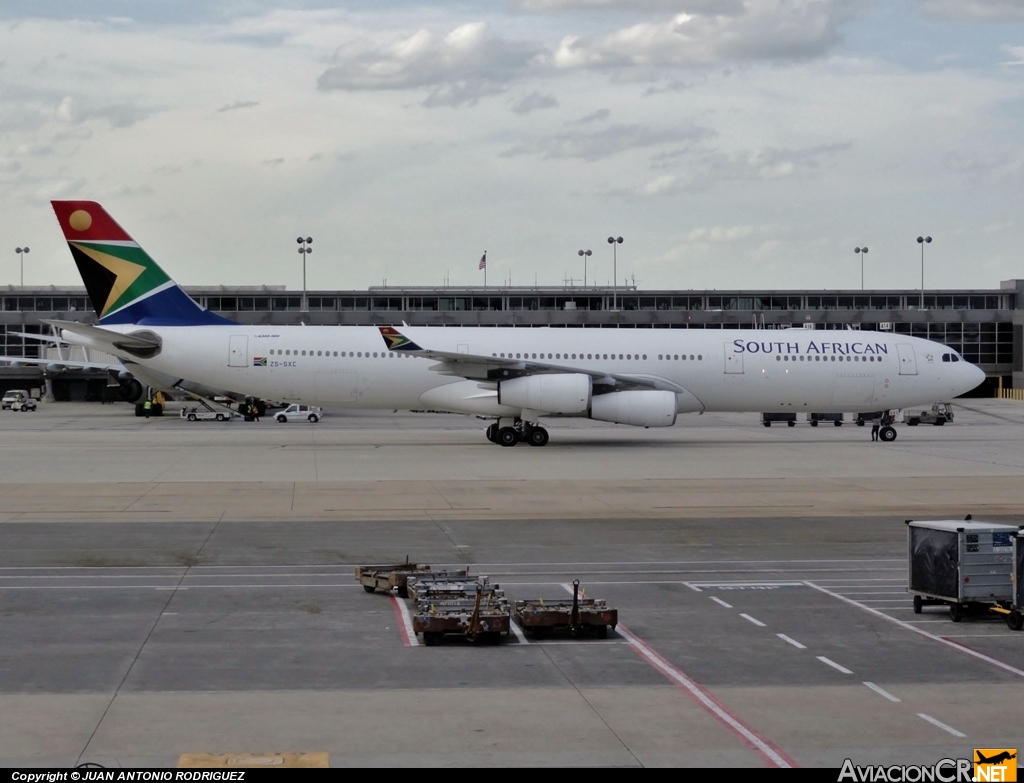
[513,580,618,639]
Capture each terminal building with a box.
[2,280,1023,401]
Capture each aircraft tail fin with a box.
[50,201,235,326]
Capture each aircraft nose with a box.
[966,362,985,393]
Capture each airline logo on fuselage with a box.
[732,340,890,356]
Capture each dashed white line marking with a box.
[777,634,806,650]
[817,656,853,674]
[710,596,733,609]
[740,613,766,627]
[805,581,1024,680]
[863,682,901,703]
[917,713,965,738]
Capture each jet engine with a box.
[498,373,591,413]
[590,390,678,427]
[119,378,145,402]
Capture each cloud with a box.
[55,95,150,128]
[217,100,260,112]
[609,141,853,199]
[575,108,611,123]
[544,1,850,71]
[316,4,851,106]
[919,0,1024,22]
[317,22,544,107]
[511,91,559,114]
[500,122,712,161]
[512,0,745,12]
[946,150,1024,185]
[1004,45,1024,65]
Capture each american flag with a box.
[479,251,487,270]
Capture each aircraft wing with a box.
[378,326,680,392]
[44,319,161,358]
[0,355,126,372]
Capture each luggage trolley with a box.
[907,519,1021,625]
[1010,533,1024,631]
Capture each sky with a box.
[1,0,1023,293]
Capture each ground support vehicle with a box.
[808,412,843,427]
[854,411,885,426]
[275,404,322,423]
[355,558,433,599]
[761,412,796,427]
[903,403,953,426]
[9,395,37,412]
[513,580,618,639]
[907,519,1021,626]
[412,582,511,646]
[2,389,35,410]
[1006,534,1024,631]
[408,573,500,605]
[180,399,235,422]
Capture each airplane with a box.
[45,200,984,446]
[975,751,1016,765]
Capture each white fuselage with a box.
[77,325,984,419]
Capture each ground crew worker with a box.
[143,398,152,419]
[870,415,881,442]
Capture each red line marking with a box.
[618,624,796,768]
[390,595,414,647]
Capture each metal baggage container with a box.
[1011,533,1024,631]
[907,519,1019,622]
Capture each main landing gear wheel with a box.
[486,423,498,443]
[1008,610,1024,631]
[879,425,897,442]
[498,427,519,447]
[527,427,549,447]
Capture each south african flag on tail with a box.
[379,326,423,352]
[50,201,236,327]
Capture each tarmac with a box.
[1,399,1023,768]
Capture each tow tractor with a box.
[903,403,953,426]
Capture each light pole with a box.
[916,236,931,309]
[15,247,29,287]
[854,246,868,291]
[607,236,622,310]
[577,249,591,287]
[296,236,312,312]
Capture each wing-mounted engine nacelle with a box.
[498,373,591,414]
[590,390,678,427]
[119,378,145,402]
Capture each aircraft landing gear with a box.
[498,427,519,447]
[525,425,549,447]
[486,418,551,447]
[879,425,897,442]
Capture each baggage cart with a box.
[514,580,618,639]
[761,412,796,428]
[355,557,432,598]
[808,412,843,427]
[413,583,511,646]
[1010,534,1024,631]
[907,519,1020,623]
